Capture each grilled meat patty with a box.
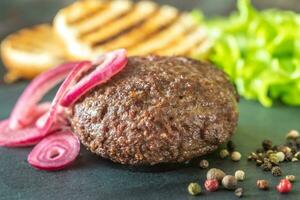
[70,56,239,165]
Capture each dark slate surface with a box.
[1,1,300,200]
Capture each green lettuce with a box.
[191,0,300,107]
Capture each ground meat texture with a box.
[70,56,239,165]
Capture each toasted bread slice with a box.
[1,24,67,82]
[54,0,208,60]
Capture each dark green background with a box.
[1,1,300,200]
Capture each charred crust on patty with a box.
[70,55,239,165]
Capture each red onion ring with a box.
[9,62,79,130]
[27,129,80,171]
[60,49,128,107]
[0,119,42,147]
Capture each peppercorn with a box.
[266,150,274,157]
[292,157,298,162]
[234,188,243,198]
[227,141,236,152]
[257,180,269,190]
[262,139,272,151]
[231,151,242,162]
[261,162,272,171]
[249,152,258,160]
[263,157,270,163]
[256,159,263,166]
[278,146,291,154]
[286,175,295,182]
[222,175,237,190]
[271,166,282,176]
[285,152,293,161]
[276,179,292,193]
[204,179,219,192]
[256,148,264,154]
[199,159,209,169]
[275,152,285,162]
[207,168,226,182]
[269,154,279,165]
[247,155,253,161]
[235,170,245,181]
[286,130,299,139]
[187,182,201,196]
[272,145,278,151]
[294,152,300,160]
[220,149,229,159]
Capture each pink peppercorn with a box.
[204,179,219,192]
[276,179,292,193]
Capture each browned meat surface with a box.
[70,55,239,165]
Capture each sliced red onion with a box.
[0,119,42,147]
[9,62,79,130]
[60,49,128,107]
[27,129,80,171]
[38,61,92,137]
[20,102,52,127]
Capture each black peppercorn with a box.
[271,166,282,176]
[261,162,272,171]
[227,141,236,152]
[262,140,273,151]
[256,148,264,154]
[272,145,278,151]
[285,152,293,161]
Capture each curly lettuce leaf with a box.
[192,0,300,107]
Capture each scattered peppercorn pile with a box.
[247,130,300,176]
[187,131,299,197]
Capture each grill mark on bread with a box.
[76,1,133,36]
[66,1,105,25]
[154,25,198,54]
[155,27,206,56]
[91,9,160,48]
[92,6,179,51]
[81,1,157,46]
[68,4,105,25]
[127,14,197,55]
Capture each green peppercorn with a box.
[188,182,201,196]
[235,170,246,181]
[271,166,282,176]
[220,149,229,159]
[199,159,209,169]
[266,150,274,157]
[227,141,236,152]
[276,152,285,162]
[261,162,272,171]
[269,154,279,165]
[262,139,273,151]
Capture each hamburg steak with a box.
[70,56,239,165]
